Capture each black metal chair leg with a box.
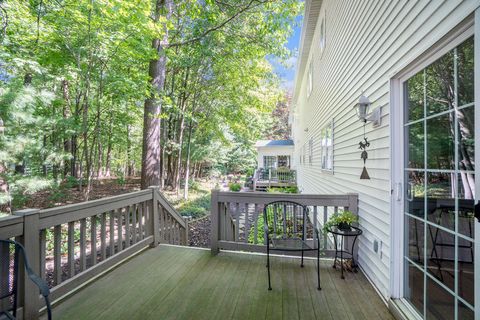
[267,245,272,290]
[301,250,304,267]
[317,248,321,290]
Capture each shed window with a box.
[263,156,277,169]
[278,155,290,168]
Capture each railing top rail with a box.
[38,189,153,229]
[0,214,23,226]
[214,191,358,209]
[0,215,24,239]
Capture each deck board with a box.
[48,245,394,320]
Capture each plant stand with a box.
[327,225,362,279]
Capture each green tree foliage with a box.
[0,0,302,211]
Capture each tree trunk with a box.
[183,120,193,199]
[61,79,73,178]
[140,0,172,189]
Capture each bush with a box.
[188,180,200,191]
[178,193,211,219]
[229,183,242,192]
[64,176,80,188]
[116,176,126,186]
[48,189,68,204]
[266,186,298,193]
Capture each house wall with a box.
[292,0,479,299]
[256,146,295,169]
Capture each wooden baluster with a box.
[167,215,172,244]
[244,203,249,243]
[54,225,62,285]
[101,212,107,261]
[117,208,123,251]
[138,202,144,240]
[132,204,137,244]
[0,241,9,311]
[171,216,175,244]
[144,201,151,237]
[177,223,180,244]
[254,204,259,244]
[124,206,130,248]
[235,203,240,242]
[68,221,75,277]
[39,229,46,280]
[80,218,87,271]
[109,210,115,256]
[220,202,230,240]
[174,222,178,244]
[159,206,165,243]
[90,215,97,266]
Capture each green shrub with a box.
[178,193,211,219]
[116,176,126,186]
[228,182,242,192]
[266,186,298,193]
[64,176,79,188]
[11,193,30,209]
[48,189,68,204]
[188,180,200,191]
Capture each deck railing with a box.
[254,168,297,183]
[0,187,187,319]
[210,191,358,257]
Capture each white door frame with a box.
[474,8,480,320]
[389,14,477,318]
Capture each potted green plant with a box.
[323,210,358,232]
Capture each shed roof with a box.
[255,140,294,147]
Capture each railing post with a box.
[14,209,40,320]
[149,187,160,247]
[347,193,359,215]
[211,189,220,255]
[182,220,189,246]
[347,193,359,262]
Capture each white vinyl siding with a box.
[292,0,479,299]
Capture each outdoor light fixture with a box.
[355,94,381,127]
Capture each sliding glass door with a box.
[402,36,476,319]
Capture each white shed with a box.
[254,140,295,170]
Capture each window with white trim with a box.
[307,60,313,98]
[319,16,326,54]
[320,120,334,171]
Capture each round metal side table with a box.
[326,225,362,279]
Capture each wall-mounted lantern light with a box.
[355,94,382,127]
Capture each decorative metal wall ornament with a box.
[358,124,370,180]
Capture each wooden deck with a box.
[48,245,394,320]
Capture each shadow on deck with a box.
[49,245,393,320]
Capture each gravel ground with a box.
[188,215,211,248]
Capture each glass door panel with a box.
[403,36,475,320]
